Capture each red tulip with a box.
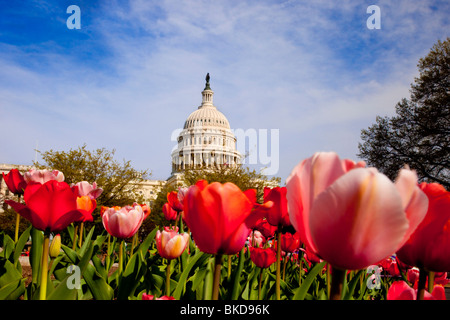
[2,169,27,195]
[253,217,277,238]
[156,226,190,260]
[183,180,263,255]
[5,180,85,232]
[162,202,178,221]
[142,293,175,300]
[167,191,183,212]
[396,182,450,272]
[102,204,144,239]
[280,232,301,253]
[286,152,428,270]
[262,187,290,227]
[387,281,446,300]
[250,247,277,268]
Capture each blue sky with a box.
[0,1,448,183]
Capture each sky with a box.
[0,0,448,183]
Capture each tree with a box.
[34,144,151,232]
[358,38,450,189]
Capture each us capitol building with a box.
[0,74,242,211]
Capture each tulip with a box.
[71,181,103,199]
[183,180,263,299]
[183,180,261,255]
[396,182,450,299]
[280,232,301,253]
[2,169,27,242]
[102,204,144,278]
[387,281,446,300]
[249,230,265,248]
[102,204,144,240]
[253,217,277,239]
[70,181,102,248]
[2,168,27,195]
[142,293,175,300]
[286,152,428,299]
[156,226,190,295]
[250,246,277,269]
[24,169,64,184]
[156,226,190,261]
[250,246,277,299]
[5,180,86,300]
[5,180,86,233]
[262,187,290,227]
[49,234,62,258]
[163,202,178,221]
[167,191,183,212]
[396,182,450,272]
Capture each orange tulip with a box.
[183,180,262,255]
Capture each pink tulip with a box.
[286,152,366,254]
[71,181,103,199]
[102,204,144,239]
[156,226,190,260]
[24,169,64,184]
[286,152,428,270]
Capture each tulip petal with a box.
[310,168,408,270]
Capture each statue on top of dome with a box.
[204,73,211,90]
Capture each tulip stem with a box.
[118,240,124,278]
[78,222,84,248]
[228,255,232,279]
[275,229,281,300]
[14,195,21,243]
[212,254,223,300]
[417,268,427,300]
[72,224,78,250]
[14,213,20,243]
[329,266,346,300]
[428,271,435,293]
[39,232,50,300]
[258,267,263,300]
[166,259,171,296]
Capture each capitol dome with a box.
[171,74,242,174]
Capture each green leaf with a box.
[0,257,23,287]
[343,269,364,300]
[172,251,207,299]
[117,250,146,300]
[0,279,25,300]
[229,248,245,300]
[13,225,32,265]
[83,264,114,300]
[0,234,15,261]
[29,227,43,285]
[61,245,81,265]
[293,261,326,300]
